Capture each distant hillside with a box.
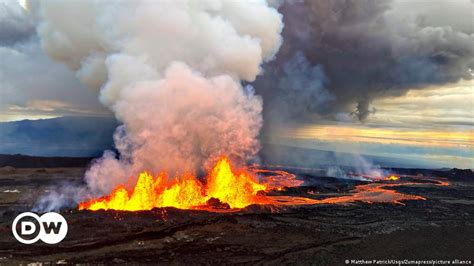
[259,143,438,169]
[0,116,446,169]
[0,116,117,157]
[0,154,94,168]
[1,153,471,181]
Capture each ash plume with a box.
[29,0,283,196]
[255,0,474,123]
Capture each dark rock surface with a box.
[0,167,473,264]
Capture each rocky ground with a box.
[0,166,473,265]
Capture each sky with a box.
[268,80,473,168]
[0,37,110,121]
[0,0,110,121]
[0,0,472,168]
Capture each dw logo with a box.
[12,212,68,244]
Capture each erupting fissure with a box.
[78,157,270,211]
[78,158,437,212]
[386,175,400,181]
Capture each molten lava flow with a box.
[78,157,269,211]
[386,175,400,181]
[79,158,439,212]
[250,168,304,190]
[315,183,426,205]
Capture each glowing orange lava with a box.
[78,156,270,211]
[78,159,439,212]
[249,167,304,190]
[386,175,400,181]
[315,183,426,205]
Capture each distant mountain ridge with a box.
[259,143,439,169]
[0,153,471,182]
[0,154,94,168]
[0,116,446,169]
[0,116,117,157]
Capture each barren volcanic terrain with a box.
[0,163,473,264]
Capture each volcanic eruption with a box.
[27,0,435,212]
[78,156,270,211]
[3,1,471,264]
[28,0,285,209]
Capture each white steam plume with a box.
[31,0,283,196]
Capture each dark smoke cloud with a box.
[0,1,35,45]
[254,0,474,124]
[253,52,334,124]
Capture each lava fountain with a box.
[78,157,440,212]
[385,175,400,181]
[79,157,273,211]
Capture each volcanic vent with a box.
[78,155,437,212]
[78,157,268,211]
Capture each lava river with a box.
[78,157,445,212]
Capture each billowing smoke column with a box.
[256,0,474,124]
[31,0,283,195]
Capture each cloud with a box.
[254,0,474,125]
[370,81,474,129]
[0,0,35,45]
[0,36,110,121]
[0,0,110,122]
[271,127,473,169]
[265,78,474,169]
[288,125,473,149]
[31,0,283,197]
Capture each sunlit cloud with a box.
[0,40,109,121]
[283,125,473,149]
[368,81,474,129]
[0,100,111,122]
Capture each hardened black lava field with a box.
[0,165,473,264]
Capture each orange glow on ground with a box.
[386,175,400,181]
[78,157,272,211]
[79,159,441,212]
